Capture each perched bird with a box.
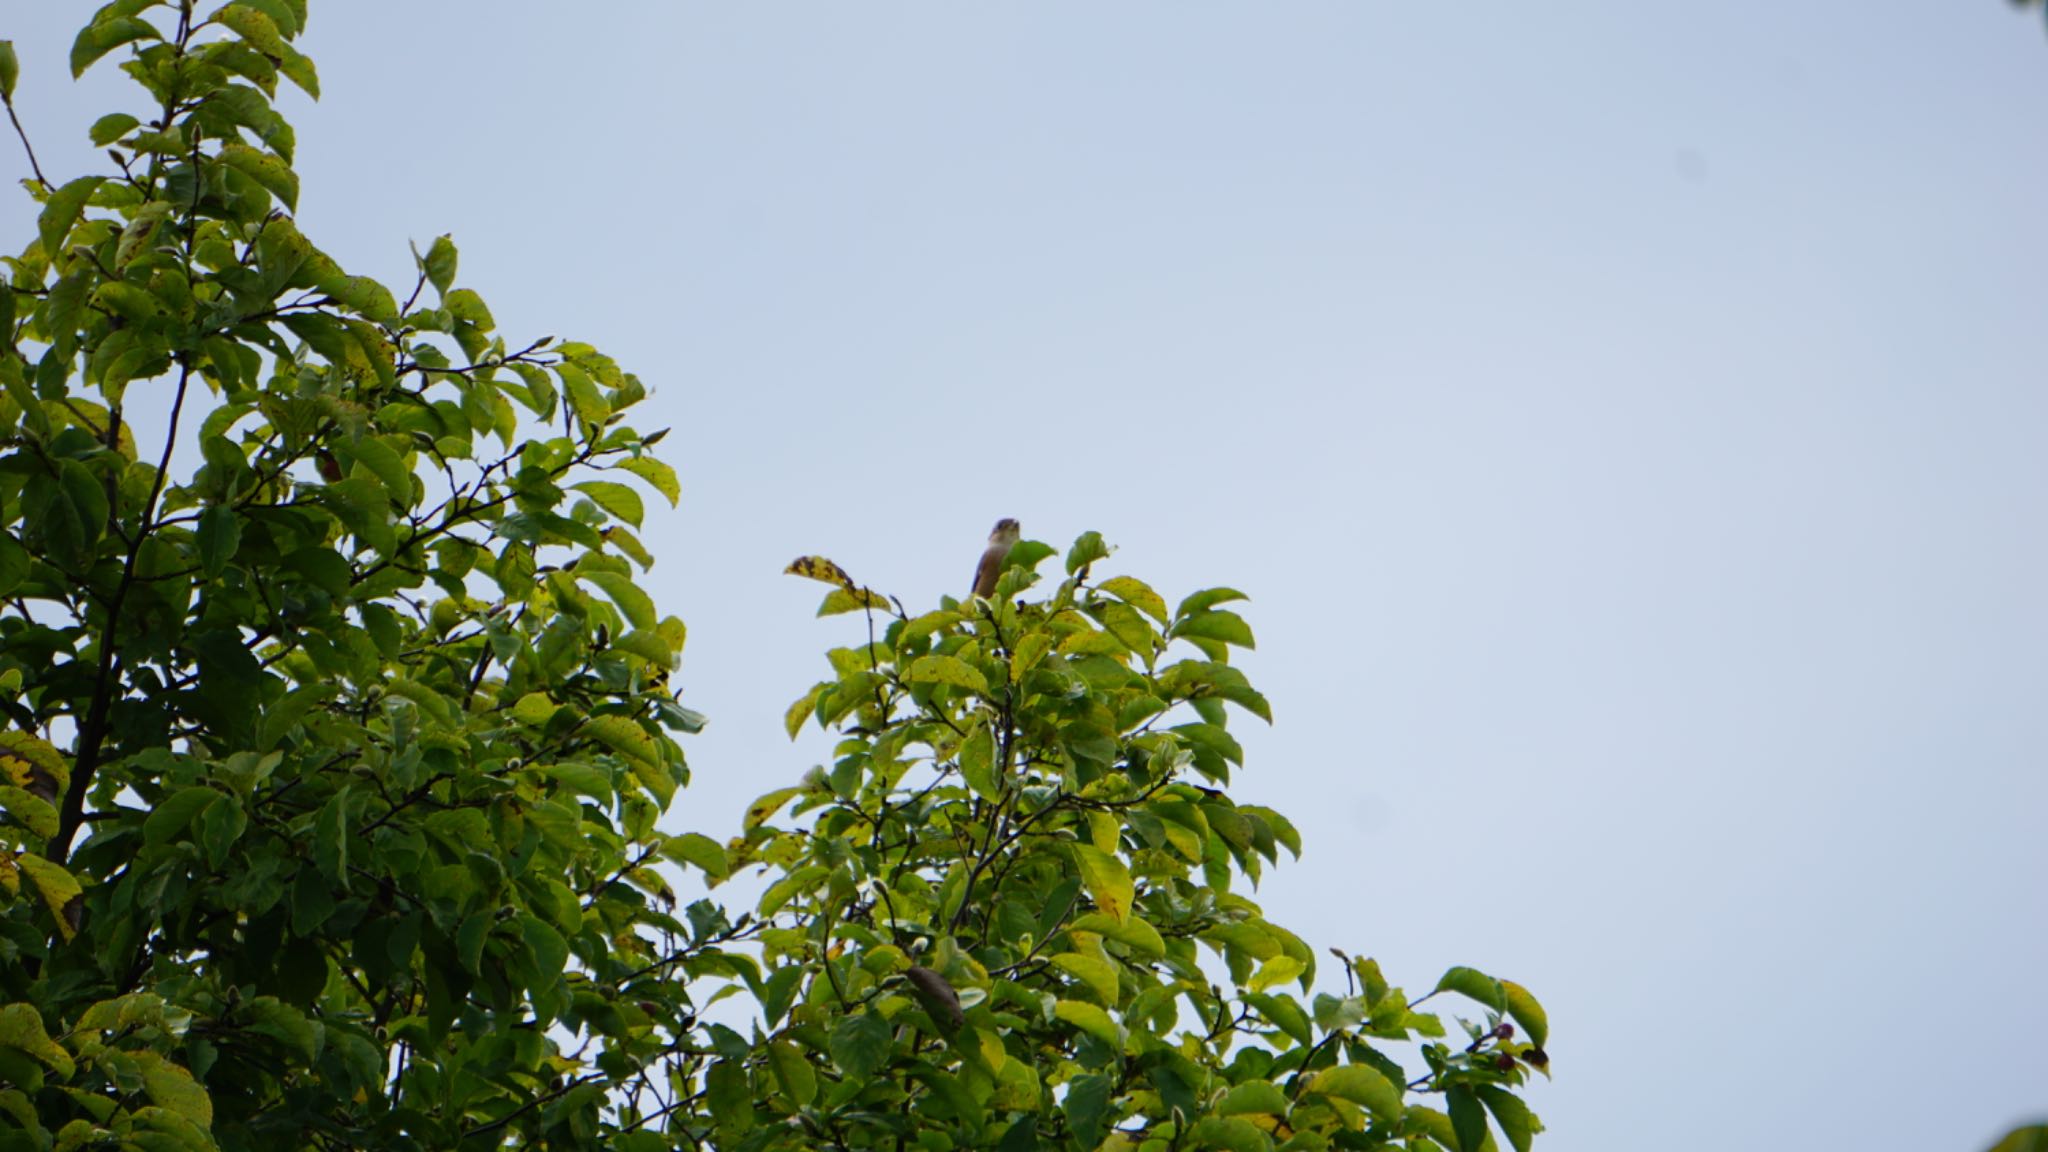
[971,518,1021,600]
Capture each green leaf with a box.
[1069,843,1134,924]
[195,505,241,577]
[199,791,246,867]
[444,287,494,329]
[70,18,156,78]
[312,786,348,882]
[1052,1000,1122,1050]
[767,1039,816,1106]
[1311,992,1367,1033]
[1500,979,1548,1049]
[1175,609,1256,650]
[956,722,997,800]
[1063,1074,1111,1148]
[1216,1079,1288,1118]
[0,41,16,100]
[142,787,215,847]
[584,715,672,805]
[572,480,644,528]
[219,143,299,211]
[1244,992,1312,1047]
[1448,1086,1488,1152]
[89,113,139,147]
[1434,966,1507,1013]
[291,864,335,935]
[38,177,105,267]
[827,1012,892,1081]
[276,43,318,99]
[1309,1064,1402,1123]
[259,683,337,751]
[1065,531,1111,575]
[1475,1085,1539,1152]
[0,1003,73,1079]
[905,654,988,695]
[244,997,321,1063]
[617,456,679,506]
[1177,586,1250,617]
[558,362,609,428]
[758,865,826,918]
[133,1050,214,1127]
[580,570,656,630]
[532,763,610,800]
[422,234,457,295]
[0,534,25,599]
[705,1059,752,1132]
[664,832,729,880]
[315,273,399,324]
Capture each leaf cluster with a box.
[0,3,700,1148]
[696,538,1550,1151]
[0,6,1553,1152]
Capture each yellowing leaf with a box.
[16,854,81,942]
[744,786,804,830]
[571,480,645,528]
[582,714,658,767]
[783,683,826,740]
[905,655,988,695]
[817,587,890,617]
[133,1050,214,1127]
[618,456,679,506]
[0,787,56,841]
[0,1002,73,1078]
[1501,979,1549,1049]
[509,693,556,727]
[1049,953,1119,1006]
[1010,631,1051,681]
[1247,955,1305,994]
[783,554,855,589]
[975,1028,1008,1075]
[1068,913,1165,959]
[1069,843,1134,925]
[1098,575,1169,625]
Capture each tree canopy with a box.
[0,5,1547,1150]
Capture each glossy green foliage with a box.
[703,540,1550,1150]
[0,3,697,1148]
[1,5,1551,1151]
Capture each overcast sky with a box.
[7,3,2047,1148]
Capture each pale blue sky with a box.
[7,3,2047,1148]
